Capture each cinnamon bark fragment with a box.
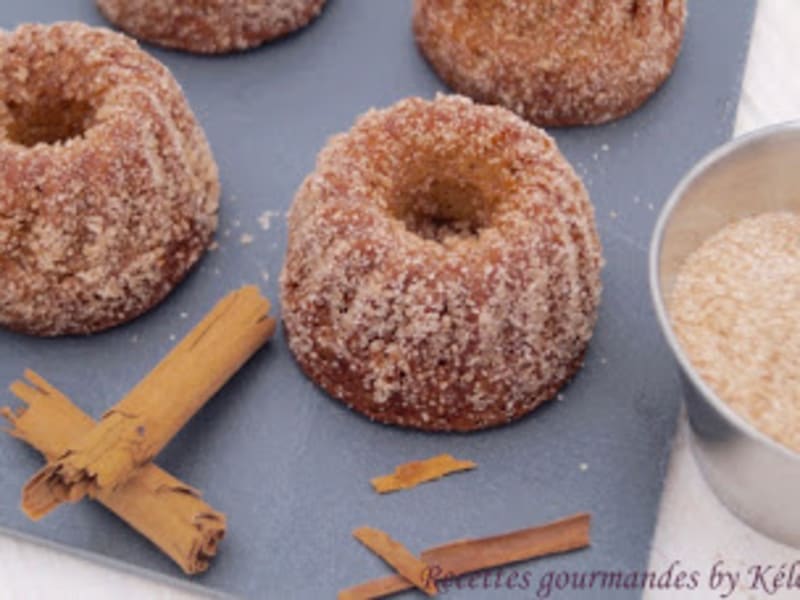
[370,454,476,494]
[21,286,276,520]
[339,513,590,599]
[2,370,224,574]
[350,527,437,597]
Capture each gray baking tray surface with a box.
[0,1,754,598]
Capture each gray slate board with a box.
[0,1,754,598]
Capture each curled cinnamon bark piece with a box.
[3,370,224,574]
[370,454,476,494]
[21,286,276,520]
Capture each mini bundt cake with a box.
[97,0,327,54]
[0,23,219,336]
[281,95,603,432]
[413,0,687,126]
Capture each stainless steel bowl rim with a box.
[649,119,800,464]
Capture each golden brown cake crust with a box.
[413,0,687,127]
[96,0,327,54]
[281,95,603,432]
[0,23,219,336]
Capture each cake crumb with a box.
[240,233,255,245]
[258,210,282,231]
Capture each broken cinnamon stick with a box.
[2,370,224,574]
[339,513,590,599]
[351,527,437,597]
[371,454,476,494]
[21,286,276,520]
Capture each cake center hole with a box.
[3,97,95,147]
[393,178,493,243]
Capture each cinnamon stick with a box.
[370,454,476,494]
[21,286,276,520]
[339,513,591,599]
[351,527,437,597]
[2,370,224,574]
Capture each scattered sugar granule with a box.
[261,270,271,283]
[579,463,589,472]
[670,212,800,453]
[223,228,231,238]
[601,143,610,152]
[169,334,177,342]
[240,233,254,245]
[647,203,655,211]
[633,195,641,205]
[180,312,189,319]
[233,219,241,228]
[258,210,282,231]
[610,210,618,220]
[130,334,139,344]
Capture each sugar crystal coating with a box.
[0,23,219,336]
[281,95,603,431]
[97,0,327,54]
[413,0,687,126]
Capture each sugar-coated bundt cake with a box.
[413,0,687,126]
[281,95,603,432]
[0,23,219,336]
[97,0,327,54]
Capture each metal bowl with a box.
[650,122,800,548]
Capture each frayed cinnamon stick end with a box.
[183,513,227,575]
[1,405,24,434]
[21,463,91,521]
[9,373,94,520]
